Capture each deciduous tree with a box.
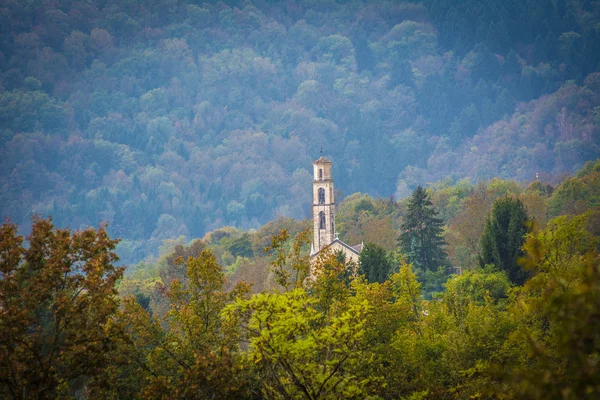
[0,217,124,399]
[224,251,377,400]
[111,250,255,399]
[498,212,600,398]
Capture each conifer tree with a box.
[399,186,448,271]
[359,242,393,283]
[479,196,530,285]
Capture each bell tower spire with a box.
[312,156,335,254]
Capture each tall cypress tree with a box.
[399,186,448,271]
[479,196,530,285]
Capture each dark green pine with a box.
[399,186,448,271]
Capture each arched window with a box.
[319,169,323,179]
[318,188,325,204]
[319,211,326,229]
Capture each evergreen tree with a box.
[358,242,393,283]
[389,47,415,88]
[399,186,448,271]
[479,196,530,285]
[352,33,375,72]
[471,43,500,82]
[503,49,522,75]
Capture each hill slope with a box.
[1,0,599,263]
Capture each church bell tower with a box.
[312,156,335,254]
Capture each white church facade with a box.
[310,156,363,264]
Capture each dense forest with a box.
[2,160,600,399]
[2,2,600,396]
[1,0,600,264]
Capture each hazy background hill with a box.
[1,0,599,264]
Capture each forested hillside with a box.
[2,161,600,399]
[120,160,600,299]
[1,0,600,264]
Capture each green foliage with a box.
[4,176,600,399]
[310,249,356,313]
[549,160,600,216]
[498,212,600,399]
[0,217,124,399]
[390,263,424,323]
[418,265,451,300]
[108,250,256,399]
[444,266,511,313]
[222,232,254,258]
[3,0,600,269]
[479,197,530,285]
[399,186,448,271]
[358,242,394,283]
[264,228,311,291]
[577,159,600,178]
[429,178,475,222]
[224,287,374,399]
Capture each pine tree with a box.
[479,196,530,285]
[399,186,448,271]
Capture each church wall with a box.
[313,163,332,180]
[328,241,360,264]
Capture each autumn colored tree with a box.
[0,217,124,399]
[361,216,398,251]
[335,194,401,252]
[479,197,530,285]
[399,186,448,271]
[3,0,600,271]
[264,228,311,291]
[548,160,600,217]
[497,212,600,398]
[446,190,493,271]
[102,249,256,399]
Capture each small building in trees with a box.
[310,156,363,265]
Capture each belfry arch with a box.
[310,156,363,271]
[318,188,325,204]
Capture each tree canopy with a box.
[359,242,394,283]
[2,162,600,398]
[399,186,448,272]
[0,217,124,399]
[479,196,530,285]
[1,0,600,265]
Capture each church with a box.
[310,156,363,264]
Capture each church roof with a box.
[350,243,364,253]
[331,239,361,255]
[311,238,362,257]
[313,156,332,165]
